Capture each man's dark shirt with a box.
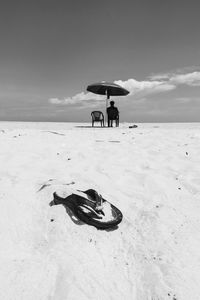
[107,106,119,120]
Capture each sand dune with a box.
[0,122,200,300]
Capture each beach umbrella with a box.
[87,81,129,123]
[87,81,129,97]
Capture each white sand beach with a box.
[0,121,200,300]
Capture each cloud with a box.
[148,73,171,80]
[170,71,200,86]
[114,79,176,97]
[49,92,104,106]
[49,98,63,104]
[150,68,200,86]
[175,97,191,103]
[49,78,176,106]
[49,67,200,107]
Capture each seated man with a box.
[106,101,119,127]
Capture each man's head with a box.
[110,101,115,107]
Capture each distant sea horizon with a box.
[0,121,199,131]
[0,120,200,124]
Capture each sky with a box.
[0,0,200,122]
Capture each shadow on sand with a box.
[75,126,108,128]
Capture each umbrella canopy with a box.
[87,82,129,99]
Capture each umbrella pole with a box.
[105,90,110,127]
